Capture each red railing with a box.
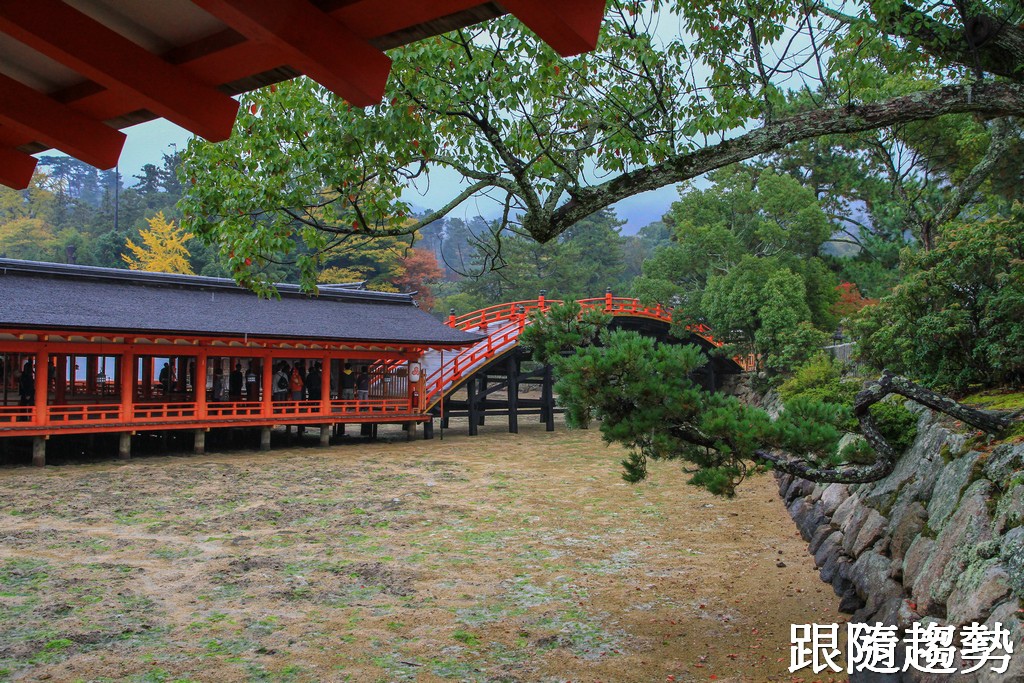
[327,398,411,416]
[450,300,545,331]
[133,402,198,421]
[425,317,526,406]
[427,295,756,408]
[271,400,323,417]
[0,406,35,424]
[205,401,263,418]
[48,404,122,423]
[0,397,420,436]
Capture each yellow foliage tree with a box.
[123,211,195,274]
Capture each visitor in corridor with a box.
[229,363,243,400]
[273,362,289,401]
[306,362,322,401]
[18,359,33,406]
[356,367,370,401]
[212,366,226,401]
[245,361,259,401]
[290,362,304,401]
[159,362,171,395]
[341,363,356,400]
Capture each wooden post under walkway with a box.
[507,355,519,434]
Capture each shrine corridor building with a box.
[0,259,481,465]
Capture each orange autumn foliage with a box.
[832,282,878,318]
[394,248,444,312]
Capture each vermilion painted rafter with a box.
[332,0,484,41]
[499,0,608,56]
[0,73,125,170]
[192,0,392,106]
[0,0,239,142]
[0,144,38,190]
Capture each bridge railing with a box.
[448,300,549,331]
[429,294,757,404]
[425,317,525,405]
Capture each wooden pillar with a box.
[118,432,131,460]
[120,351,135,421]
[141,356,153,398]
[177,357,188,392]
[195,351,208,418]
[194,429,205,455]
[86,355,97,393]
[32,436,45,467]
[55,354,67,404]
[319,424,331,447]
[34,350,48,426]
[423,419,434,440]
[321,354,331,414]
[507,355,519,434]
[260,426,271,451]
[262,357,273,418]
[477,376,486,426]
[406,421,417,440]
[467,376,479,437]
[542,364,555,431]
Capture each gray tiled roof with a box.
[0,260,481,347]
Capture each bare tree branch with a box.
[540,82,1024,241]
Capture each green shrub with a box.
[840,437,877,464]
[778,354,859,407]
[853,214,1024,391]
[869,400,919,453]
[780,356,918,456]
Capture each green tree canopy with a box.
[854,209,1024,391]
[179,0,1024,292]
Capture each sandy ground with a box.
[0,420,846,682]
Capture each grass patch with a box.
[962,388,1024,411]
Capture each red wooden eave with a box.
[0,0,609,190]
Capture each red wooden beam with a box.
[0,0,239,142]
[499,0,608,56]
[0,73,125,170]
[332,0,485,40]
[192,0,393,107]
[0,144,38,189]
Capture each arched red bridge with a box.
[419,293,753,435]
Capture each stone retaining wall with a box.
[780,405,1024,681]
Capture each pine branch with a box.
[756,370,1012,484]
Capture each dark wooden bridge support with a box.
[540,365,555,432]
[507,355,519,434]
[467,377,480,437]
[433,349,561,437]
